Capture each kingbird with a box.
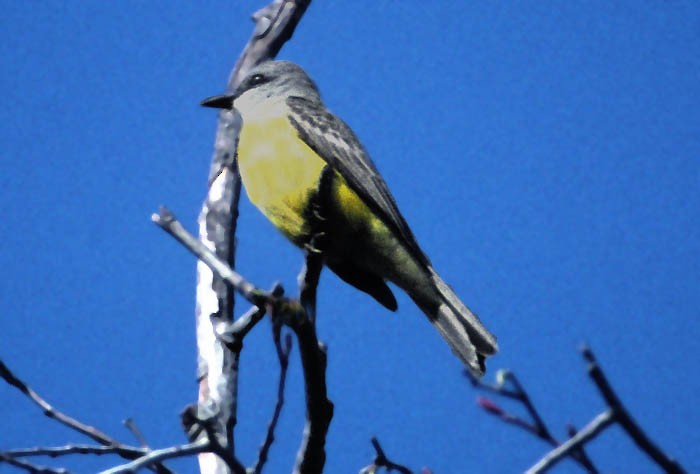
[202,61,497,374]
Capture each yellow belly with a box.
[236,110,427,294]
[237,113,389,240]
[237,115,327,241]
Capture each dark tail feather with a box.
[415,268,498,376]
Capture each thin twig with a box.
[152,208,263,304]
[468,369,598,473]
[252,332,293,474]
[475,396,543,437]
[222,285,284,346]
[123,419,148,448]
[0,360,172,474]
[525,410,615,474]
[506,373,552,439]
[0,454,70,474]
[0,360,123,446]
[525,347,687,473]
[99,439,210,474]
[4,445,141,459]
[566,424,597,471]
[359,437,413,474]
[581,346,685,474]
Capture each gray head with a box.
[201,60,321,111]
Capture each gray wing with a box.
[286,96,429,268]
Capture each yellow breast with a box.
[237,113,326,241]
[235,102,423,290]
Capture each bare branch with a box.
[359,437,413,474]
[152,208,263,304]
[192,2,312,472]
[565,424,596,471]
[252,332,293,474]
[0,360,173,474]
[525,410,615,474]
[155,203,334,474]
[468,369,598,473]
[283,254,333,474]
[0,360,123,447]
[218,304,270,352]
[581,346,685,474]
[123,419,148,448]
[4,445,142,459]
[0,454,69,474]
[524,347,686,474]
[99,439,210,474]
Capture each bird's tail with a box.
[413,268,498,376]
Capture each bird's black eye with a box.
[248,73,267,87]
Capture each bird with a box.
[201,60,497,374]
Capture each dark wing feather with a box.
[326,260,398,311]
[286,96,429,268]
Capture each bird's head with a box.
[201,60,320,113]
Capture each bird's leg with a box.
[298,167,333,324]
[298,167,333,325]
[299,234,325,325]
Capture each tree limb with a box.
[0,454,69,474]
[582,346,685,474]
[193,3,311,468]
[359,437,413,474]
[154,207,333,474]
[525,410,614,474]
[0,360,172,474]
[252,331,293,474]
[468,369,597,473]
[288,254,333,474]
[99,439,210,474]
[5,445,141,459]
[523,347,686,474]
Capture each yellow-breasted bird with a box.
[202,61,497,374]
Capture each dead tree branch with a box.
[3,2,317,473]
[581,346,684,473]
[252,332,293,474]
[469,347,686,474]
[467,368,597,473]
[4,445,138,459]
[193,2,311,469]
[0,454,69,474]
[284,250,333,474]
[155,207,334,474]
[525,411,614,474]
[525,347,685,474]
[0,360,172,474]
[359,437,413,474]
[100,439,211,474]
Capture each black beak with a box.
[200,94,236,109]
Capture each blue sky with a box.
[1,2,698,473]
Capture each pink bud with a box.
[477,396,503,415]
